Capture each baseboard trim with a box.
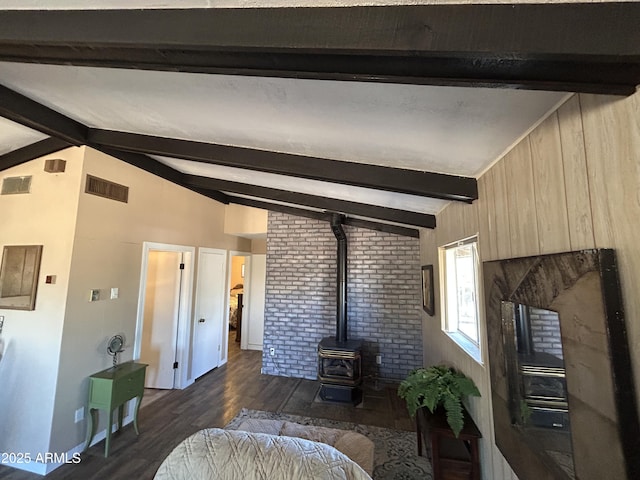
[4,412,134,476]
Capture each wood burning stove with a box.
[518,354,569,430]
[317,214,363,405]
[318,337,363,404]
[508,305,570,431]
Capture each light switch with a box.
[89,289,100,302]
[110,288,119,300]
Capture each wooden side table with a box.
[84,362,147,457]
[416,406,482,480]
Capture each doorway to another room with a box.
[228,254,246,360]
[227,251,266,358]
[135,242,195,391]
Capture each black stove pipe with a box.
[330,214,348,343]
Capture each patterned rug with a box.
[225,408,432,480]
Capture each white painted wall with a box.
[0,146,250,472]
[0,147,84,474]
[47,147,250,457]
[251,238,267,254]
[224,204,267,237]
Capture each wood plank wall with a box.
[419,91,640,480]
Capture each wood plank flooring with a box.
[0,339,412,480]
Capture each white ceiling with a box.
[0,60,569,219]
[0,117,47,156]
[156,157,449,214]
[0,61,568,175]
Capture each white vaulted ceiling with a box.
[3,2,634,232]
[0,117,47,156]
[0,61,567,218]
[0,63,567,177]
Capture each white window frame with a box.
[439,236,483,364]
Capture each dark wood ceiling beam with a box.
[0,137,71,171]
[89,129,476,202]
[185,174,436,228]
[0,4,639,94]
[229,195,419,238]
[97,147,229,205]
[0,85,87,144]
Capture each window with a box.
[440,237,482,362]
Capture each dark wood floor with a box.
[0,338,412,480]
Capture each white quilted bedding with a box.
[153,428,373,480]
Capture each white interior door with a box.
[140,250,182,389]
[192,248,226,379]
[246,254,266,351]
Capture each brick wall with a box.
[261,211,423,381]
[530,307,563,359]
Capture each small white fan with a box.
[107,334,125,368]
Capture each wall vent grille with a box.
[85,175,129,203]
[1,176,32,195]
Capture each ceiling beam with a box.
[0,137,71,171]
[97,148,229,205]
[229,196,420,238]
[185,174,436,229]
[0,85,87,144]
[0,5,639,94]
[89,130,477,202]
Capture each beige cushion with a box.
[237,419,284,436]
[154,428,372,480]
[234,419,375,476]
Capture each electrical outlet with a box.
[74,407,84,423]
[269,347,275,356]
[376,354,382,365]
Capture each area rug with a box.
[225,408,432,480]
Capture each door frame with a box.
[192,247,228,378]
[134,241,196,389]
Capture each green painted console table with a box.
[84,362,147,457]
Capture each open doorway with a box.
[224,250,266,362]
[226,253,248,362]
[134,242,195,390]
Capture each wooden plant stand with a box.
[416,406,482,480]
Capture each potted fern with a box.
[398,365,480,437]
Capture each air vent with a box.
[85,175,129,203]
[1,176,32,195]
[44,159,66,173]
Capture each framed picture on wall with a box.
[0,245,43,311]
[421,265,435,316]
